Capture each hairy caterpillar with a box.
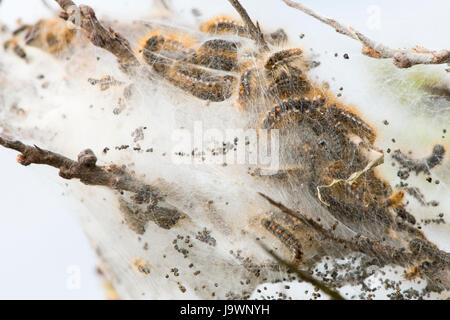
[262,218,303,260]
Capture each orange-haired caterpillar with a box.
[200,16,288,46]
[264,48,304,71]
[168,62,236,102]
[138,21,393,235]
[383,190,405,208]
[141,35,196,75]
[265,75,310,102]
[194,39,239,72]
[259,97,349,160]
[261,98,325,130]
[238,67,260,109]
[262,218,303,260]
[237,48,309,109]
[325,104,376,144]
[25,19,75,54]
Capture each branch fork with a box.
[282,0,449,68]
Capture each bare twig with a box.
[282,0,450,68]
[260,244,345,300]
[227,0,269,51]
[258,192,326,233]
[54,0,139,70]
[0,136,153,197]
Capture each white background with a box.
[0,0,448,299]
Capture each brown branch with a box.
[227,0,269,52]
[54,0,139,70]
[0,136,155,200]
[282,0,450,68]
[260,244,345,300]
[258,192,326,234]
